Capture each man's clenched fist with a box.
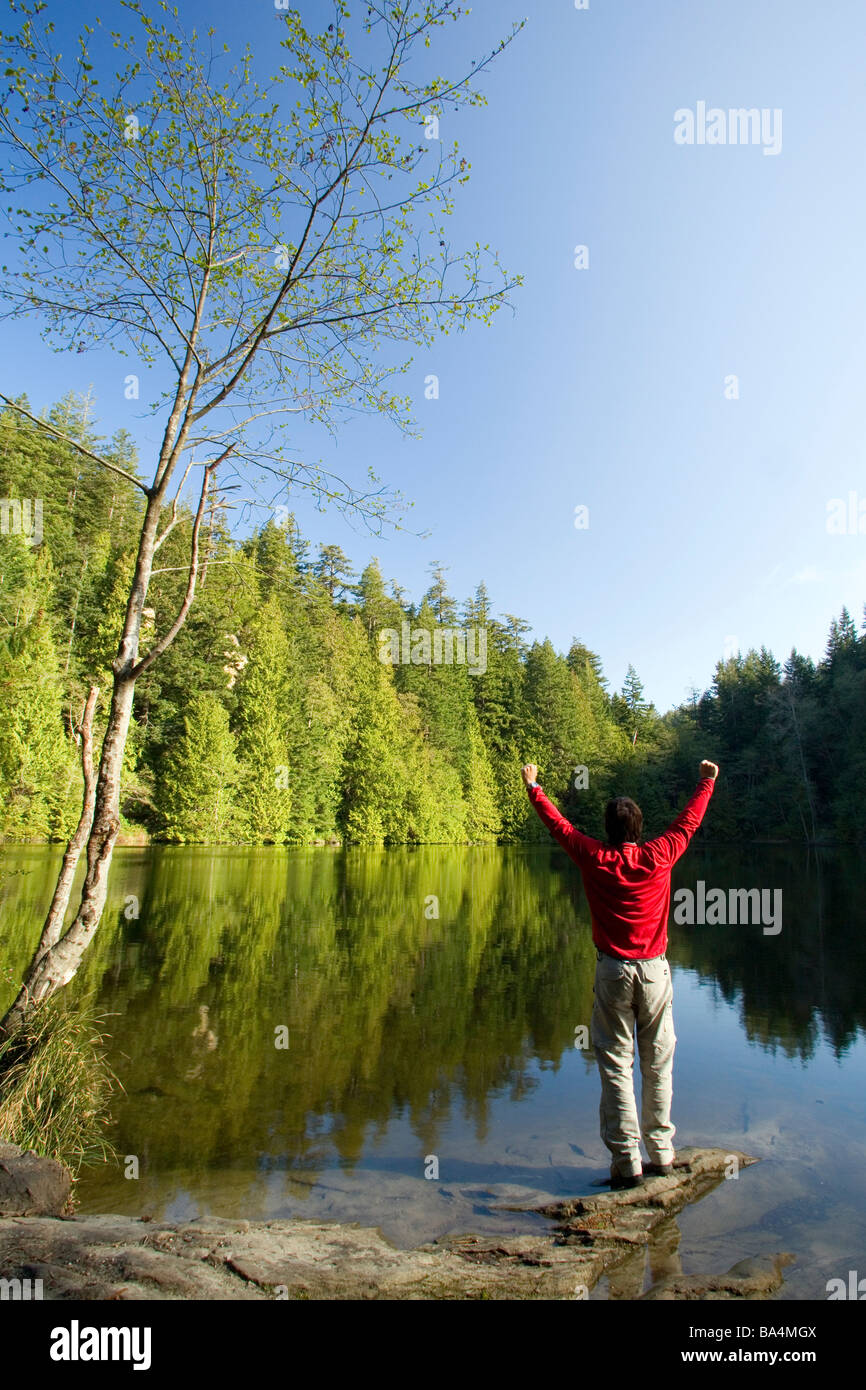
[521,764,539,788]
[699,760,719,780]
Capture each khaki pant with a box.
[590,951,676,1180]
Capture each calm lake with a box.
[2,842,865,1299]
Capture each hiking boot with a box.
[610,1171,644,1190]
[642,1161,674,1177]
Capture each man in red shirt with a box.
[522,760,719,1188]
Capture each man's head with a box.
[605,796,643,845]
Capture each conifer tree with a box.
[620,664,649,746]
[233,594,294,843]
[523,639,583,804]
[0,544,78,839]
[424,562,458,625]
[339,616,412,844]
[356,557,405,639]
[158,693,240,843]
[313,545,356,604]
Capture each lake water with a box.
[2,842,864,1299]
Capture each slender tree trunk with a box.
[12,678,134,998]
[0,679,134,1033]
[41,686,99,956]
[0,688,100,1033]
[0,387,216,1032]
[1,490,164,1035]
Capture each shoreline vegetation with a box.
[3,831,863,848]
[2,394,865,852]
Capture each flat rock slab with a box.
[0,1213,585,1300]
[517,1147,765,1240]
[0,1146,791,1300]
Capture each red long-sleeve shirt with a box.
[527,778,715,959]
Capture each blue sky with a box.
[3,0,866,710]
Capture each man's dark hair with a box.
[605,796,643,845]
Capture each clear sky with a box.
[3,0,866,711]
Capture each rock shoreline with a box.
[0,1144,793,1300]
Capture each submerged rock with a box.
[640,1253,795,1300]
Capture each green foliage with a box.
[0,542,79,840]
[157,692,241,843]
[234,595,295,844]
[1,399,865,848]
[0,995,120,1172]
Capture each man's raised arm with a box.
[521,764,592,863]
[645,760,719,868]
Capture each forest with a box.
[2,394,865,848]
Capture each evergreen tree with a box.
[468,607,528,841]
[7,393,866,850]
[157,693,241,842]
[0,544,78,839]
[522,639,583,820]
[233,595,294,843]
[567,640,608,692]
[313,544,356,603]
[340,619,414,844]
[355,557,404,639]
[423,561,458,625]
[461,703,501,841]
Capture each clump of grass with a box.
[0,995,122,1173]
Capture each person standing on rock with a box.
[521,759,719,1189]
